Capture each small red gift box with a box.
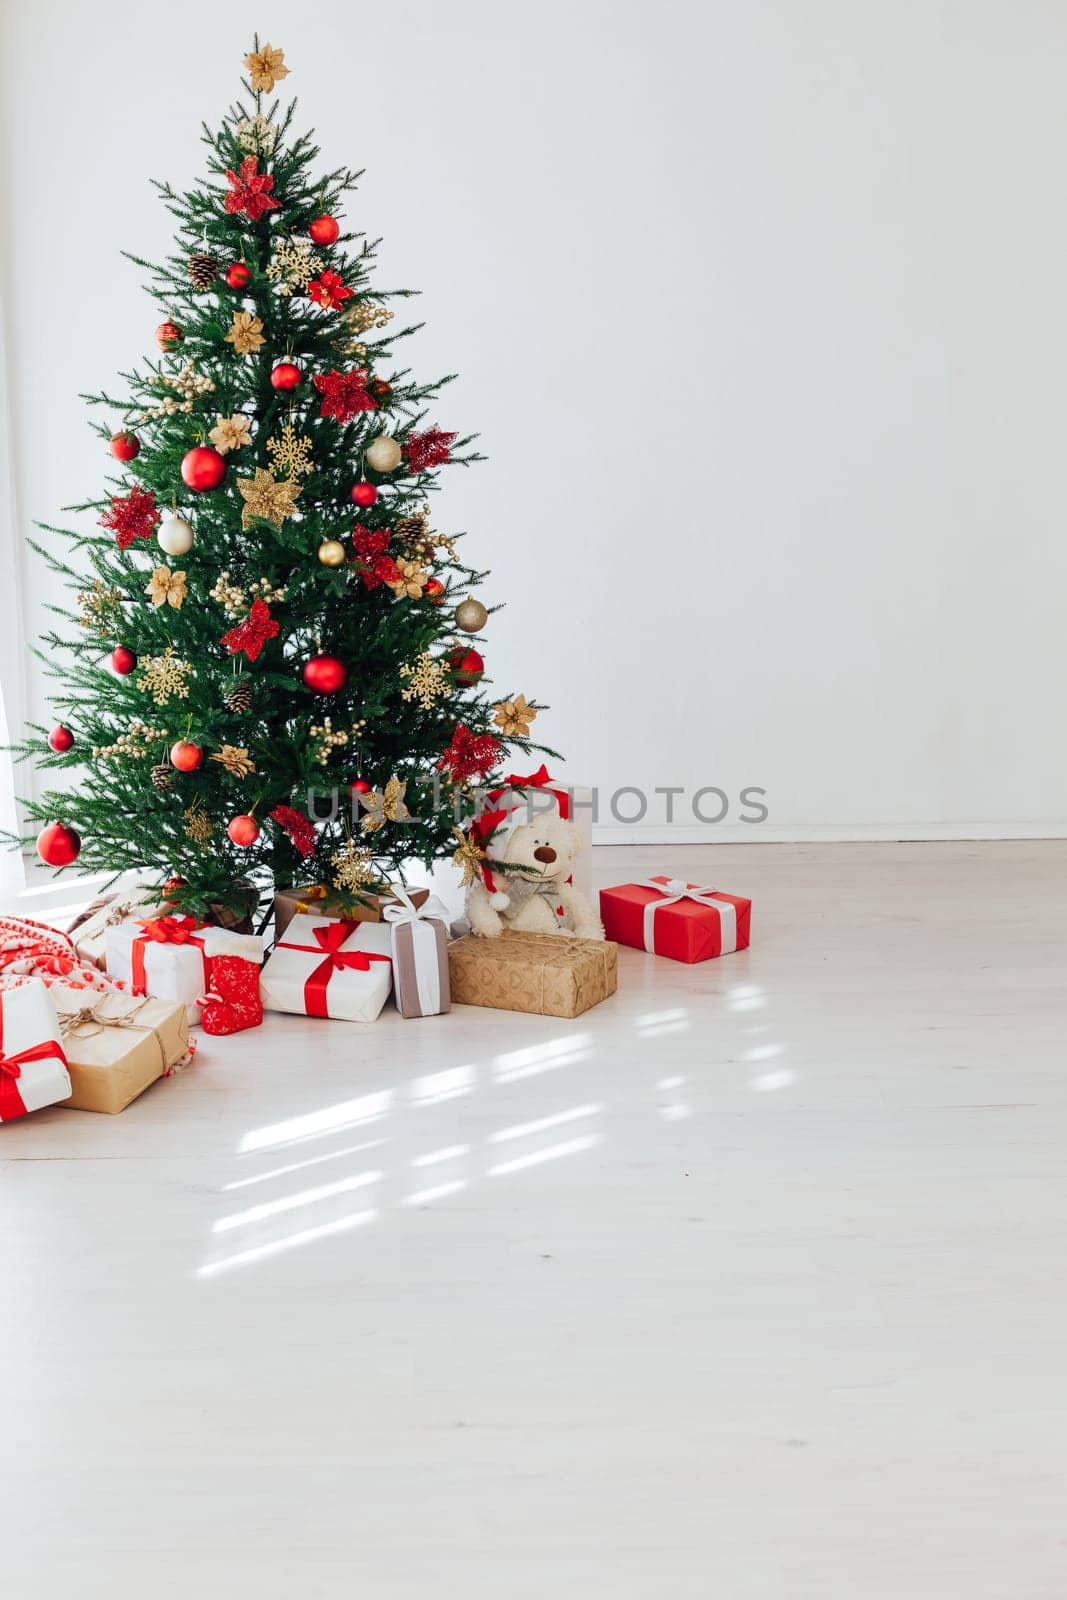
[599,876,751,964]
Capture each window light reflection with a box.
[198,1209,378,1278]
[214,1170,382,1233]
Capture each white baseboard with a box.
[592,820,1067,845]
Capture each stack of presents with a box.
[0,771,751,1124]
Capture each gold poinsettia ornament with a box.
[387,560,430,601]
[244,42,290,95]
[145,566,187,610]
[209,414,252,455]
[225,311,266,356]
[210,745,256,780]
[359,775,410,834]
[492,694,538,738]
[237,467,302,530]
[451,826,487,887]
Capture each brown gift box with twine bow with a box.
[447,930,618,1019]
[274,884,429,942]
[51,986,189,1114]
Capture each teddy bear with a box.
[466,809,604,940]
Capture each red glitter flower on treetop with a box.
[269,804,316,859]
[437,724,503,784]
[313,369,377,424]
[220,598,280,663]
[224,157,280,222]
[307,270,354,310]
[99,486,161,550]
[404,427,457,474]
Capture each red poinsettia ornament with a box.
[313,368,377,424]
[99,486,161,550]
[307,270,354,310]
[224,157,280,222]
[221,598,280,663]
[404,427,457,473]
[437,724,503,785]
[270,804,316,858]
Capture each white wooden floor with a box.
[2,841,1065,1598]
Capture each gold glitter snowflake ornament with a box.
[399,653,451,710]
[330,838,377,892]
[267,237,322,297]
[267,421,314,478]
[137,648,192,707]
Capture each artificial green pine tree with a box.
[9,38,552,921]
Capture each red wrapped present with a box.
[599,875,751,964]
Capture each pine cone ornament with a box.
[151,762,175,792]
[394,512,431,559]
[188,252,219,290]
[225,679,254,714]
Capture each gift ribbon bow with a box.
[132,916,210,996]
[636,878,738,956]
[0,1002,67,1122]
[382,888,449,1015]
[276,921,392,1018]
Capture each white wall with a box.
[2,0,1065,842]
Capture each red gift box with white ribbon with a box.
[0,977,72,1123]
[599,876,752,964]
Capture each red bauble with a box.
[227,814,261,847]
[369,378,392,401]
[48,724,75,753]
[448,646,485,685]
[303,654,347,694]
[109,431,140,461]
[350,777,372,795]
[225,262,252,289]
[425,578,445,605]
[350,481,378,508]
[270,362,302,391]
[163,875,186,900]
[181,445,226,492]
[169,740,203,772]
[309,214,340,245]
[110,646,137,675]
[36,822,81,867]
[156,320,183,350]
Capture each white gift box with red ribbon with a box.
[105,916,263,1024]
[261,914,394,1022]
[0,977,72,1123]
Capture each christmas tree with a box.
[8,39,550,921]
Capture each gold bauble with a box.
[365,435,403,473]
[454,596,489,633]
[317,539,346,568]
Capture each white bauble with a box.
[157,514,194,556]
[365,435,403,473]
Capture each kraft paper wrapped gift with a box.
[105,915,262,1024]
[0,978,72,1123]
[382,888,451,1018]
[448,930,617,1019]
[262,914,394,1022]
[599,876,752,964]
[69,887,162,970]
[273,883,429,941]
[52,986,188,1114]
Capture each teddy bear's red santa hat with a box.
[472,766,572,908]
